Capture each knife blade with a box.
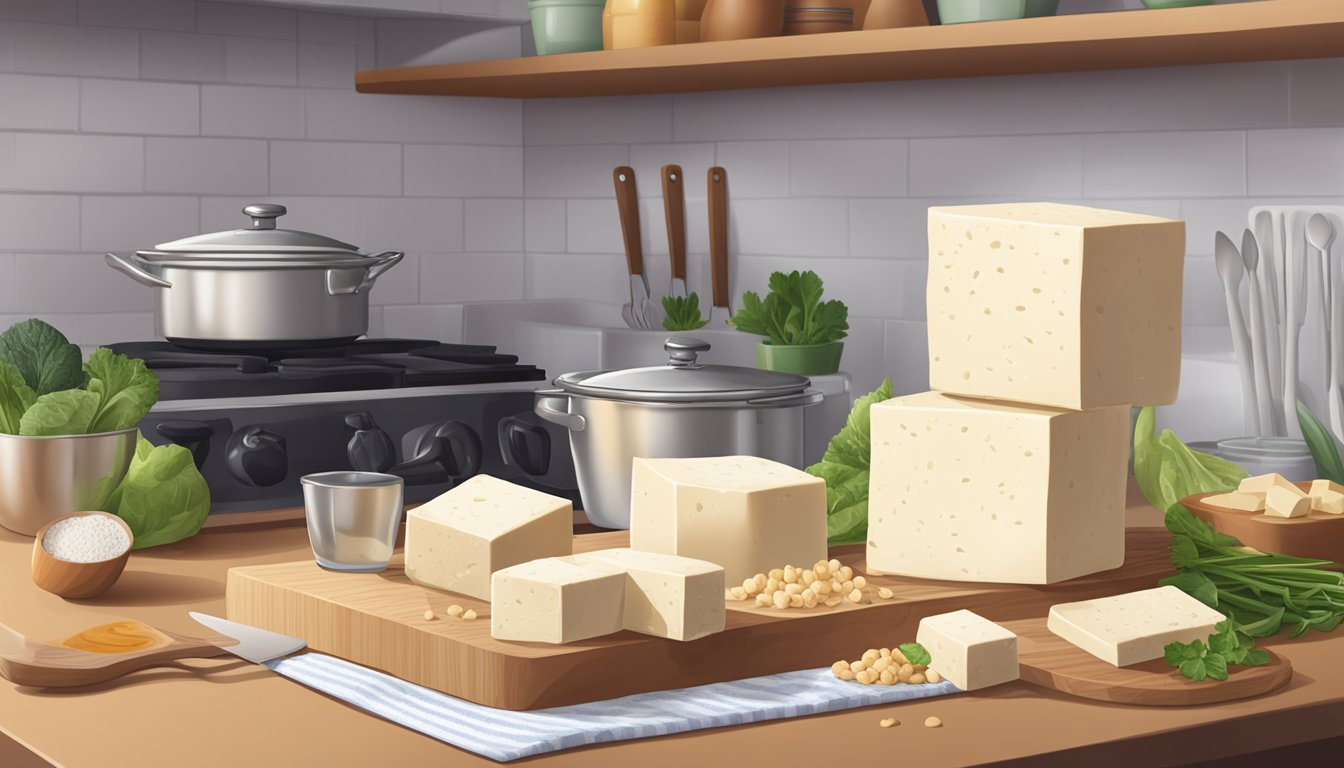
[188,612,307,665]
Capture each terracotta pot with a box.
[863,0,928,28]
[784,6,854,35]
[675,0,708,42]
[604,0,676,49]
[699,0,786,42]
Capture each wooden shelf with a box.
[355,0,1344,99]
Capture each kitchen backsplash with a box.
[0,0,1341,397]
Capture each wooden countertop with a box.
[2,486,1343,767]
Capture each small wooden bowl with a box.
[1182,483,1344,563]
[31,512,134,599]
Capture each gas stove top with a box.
[112,338,576,523]
[107,338,546,401]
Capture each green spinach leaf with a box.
[1297,400,1344,485]
[84,347,159,433]
[0,360,37,435]
[18,389,99,436]
[898,642,931,666]
[0,319,85,395]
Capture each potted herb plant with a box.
[729,270,849,375]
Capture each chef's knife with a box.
[662,164,688,299]
[707,166,731,328]
[189,612,307,664]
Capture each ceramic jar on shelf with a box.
[675,0,709,42]
[603,0,677,49]
[862,0,928,29]
[699,0,786,42]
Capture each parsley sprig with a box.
[1164,620,1271,682]
[661,293,709,331]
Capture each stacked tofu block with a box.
[868,203,1186,584]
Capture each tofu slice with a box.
[915,609,1019,691]
[1264,484,1310,518]
[1202,492,1266,513]
[568,548,726,641]
[1047,586,1225,667]
[1238,473,1297,497]
[1309,480,1344,514]
[489,558,625,644]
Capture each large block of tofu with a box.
[404,474,573,600]
[1047,586,1226,666]
[570,548,725,641]
[629,456,827,584]
[916,610,1019,691]
[867,392,1129,584]
[490,558,625,644]
[926,203,1185,410]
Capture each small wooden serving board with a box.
[1008,618,1292,706]
[228,529,1185,710]
[1183,484,1344,563]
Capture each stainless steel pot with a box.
[534,336,822,530]
[105,204,403,348]
[0,428,138,536]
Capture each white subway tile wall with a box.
[0,1,1338,397]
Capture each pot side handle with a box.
[105,253,172,288]
[326,251,405,296]
[534,390,585,433]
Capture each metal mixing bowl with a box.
[0,428,138,536]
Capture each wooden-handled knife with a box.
[708,166,731,327]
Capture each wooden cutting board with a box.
[228,528,1179,711]
[1006,618,1292,706]
[1183,484,1344,563]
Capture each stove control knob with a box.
[399,421,482,479]
[226,426,288,487]
[498,416,550,476]
[345,412,396,473]
[155,420,214,470]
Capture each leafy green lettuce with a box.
[107,435,210,549]
[661,292,709,331]
[0,361,36,434]
[84,347,160,434]
[19,389,100,436]
[1133,406,1248,515]
[806,378,894,545]
[0,318,85,395]
[1297,401,1344,485]
[730,270,849,346]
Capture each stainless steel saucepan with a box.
[106,204,403,349]
[534,336,822,530]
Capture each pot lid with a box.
[151,204,361,256]
[552,337,812,403]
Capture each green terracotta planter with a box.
[935,0,1026,25]
[529,0,605,56]
[755,341,844,376]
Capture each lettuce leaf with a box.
[0,319,85,395]
[1133,406,1248,514]
[0,360,36,435]
[108,434,210,549]
[84,347,159,434]
[806,378,894,545]
[18,389,99,436]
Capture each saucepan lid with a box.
[140,204,366,263]
[552,337,812,403]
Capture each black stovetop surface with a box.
[108,338,546,400]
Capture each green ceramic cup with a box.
[529,0,605,56]
[936,0,1027,24]
[1140,0,1213,8]
[1023,0,1059,17]
[755,341,845,376]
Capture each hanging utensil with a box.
[613,166,654,330]
[707,166,732,328]
[1231,231,1274,435]
[662,164,688,300]
[1253,210,1284,432]
[1283,212,1309,435]
[1307,213,1341,440]
[1215,232,1259,435]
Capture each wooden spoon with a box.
[0,620,232,688]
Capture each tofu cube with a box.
[1047,586,1226,667]
[1238,473,1297,497]
[405,475,573,600]
[569,548,725,641]
[916,609,1019,691]
[926,203,1185,410]
[1309,480,1344,514]
[490,558,625,644]
[867,392,1129,584]
[629,456,826,584]
[1265,484,1310,518]
[1202,492,1266,513]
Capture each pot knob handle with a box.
[243,204,287,230]
[665,336,710,367]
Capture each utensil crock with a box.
[0,429,138,536]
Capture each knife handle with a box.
[708,167,729,309]
[662,165,687,282]
[612,166,644,278]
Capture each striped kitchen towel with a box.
[265,653,960,762]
